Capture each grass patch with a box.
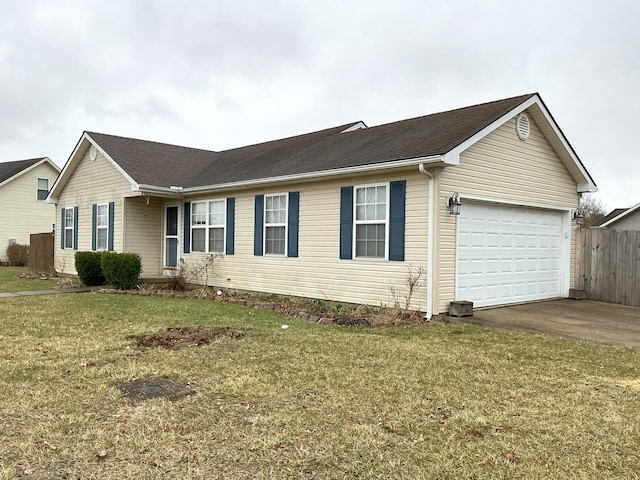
[0,267,60,292]
[0,293,639,479]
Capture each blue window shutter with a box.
[389,180,406,261]
[61,208,66,249]
[91,204,97,251]
[287,192,299,257]
[73,206,79,250]
[254,195,264,256]
[339,186,354,259]
[183,202,191,254]
[108,202,115,251]
[226,197,235,255]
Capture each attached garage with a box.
[456,201,569,308]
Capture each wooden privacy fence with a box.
[29,232,54,274]
[575,229,640,307]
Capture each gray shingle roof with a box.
[0,158,46,184]
[88,93,536,189]
[594,208,629,226]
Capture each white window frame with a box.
[64,207,74,249]
[36,177,49,201]
[264,193,288,256]
[353,183,390,260]
[191,199,226,253]
[95,203,109,251]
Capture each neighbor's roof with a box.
[594,208,629,227]
[596,203,640,228]
[0,157,58,185]
[50,92,597,199]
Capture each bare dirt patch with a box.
[131,326,245,350]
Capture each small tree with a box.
[579,194,608,228]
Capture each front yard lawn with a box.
[0,293,638,479]
[0,267,60,293]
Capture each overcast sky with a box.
[1,0,638,210]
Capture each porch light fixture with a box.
[448,192,461,215]
[573,208,584,226]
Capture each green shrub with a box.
[101,252,141,290]
[74,251,105,286]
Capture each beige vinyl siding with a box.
[182,169,430,310]
[54,148,135,275]
[437,112,580,312]
[124,196,163,275]
[0,163,58,262]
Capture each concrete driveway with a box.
[463,299,640,350]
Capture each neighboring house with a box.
[0,158,60,263]
[46,93,596,316]
[594,204,640,230]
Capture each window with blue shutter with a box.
[108,202,115,251]
[388,180,406,261]
[287,192,299,257]
[254,195,264,256]
[340,181,406,260]
[339,186,354,259]
[183,202,191,253]
[226,198,235,255]
[73,206,79,250]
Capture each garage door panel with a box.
[456,202,565,307]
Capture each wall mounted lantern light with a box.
[573,208,584,226]
[448,192,461,215]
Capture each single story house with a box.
[46,93,596,317]
[594,203,640,230]
[0,157,60,263]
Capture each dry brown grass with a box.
[0,292,639,479]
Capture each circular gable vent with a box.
[89,145,98,161]
[516,113,530,141]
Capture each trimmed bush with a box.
[101,252,141,290]
[6,243,29,266]
[75,251,106,286]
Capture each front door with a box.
[164,204,180,271]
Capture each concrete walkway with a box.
[462,299,640,350]
[0,287,95,298]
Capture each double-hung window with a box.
[37,178,49,201]
[265,194,287,255]
[95,203,109,250]
[340,181,405,261]
[64,208,74,249]
[191,199,226,253]
[354,185,388,258]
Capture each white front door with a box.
[164,204,180,271]
[456,202,566,307]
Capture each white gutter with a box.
[181,155,445,194]
[418,163,435,320]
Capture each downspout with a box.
[418,163,435,320]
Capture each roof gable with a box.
[0,158,59,187]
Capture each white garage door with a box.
[456,202,565,308]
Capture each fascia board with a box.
[181,155,445,195]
